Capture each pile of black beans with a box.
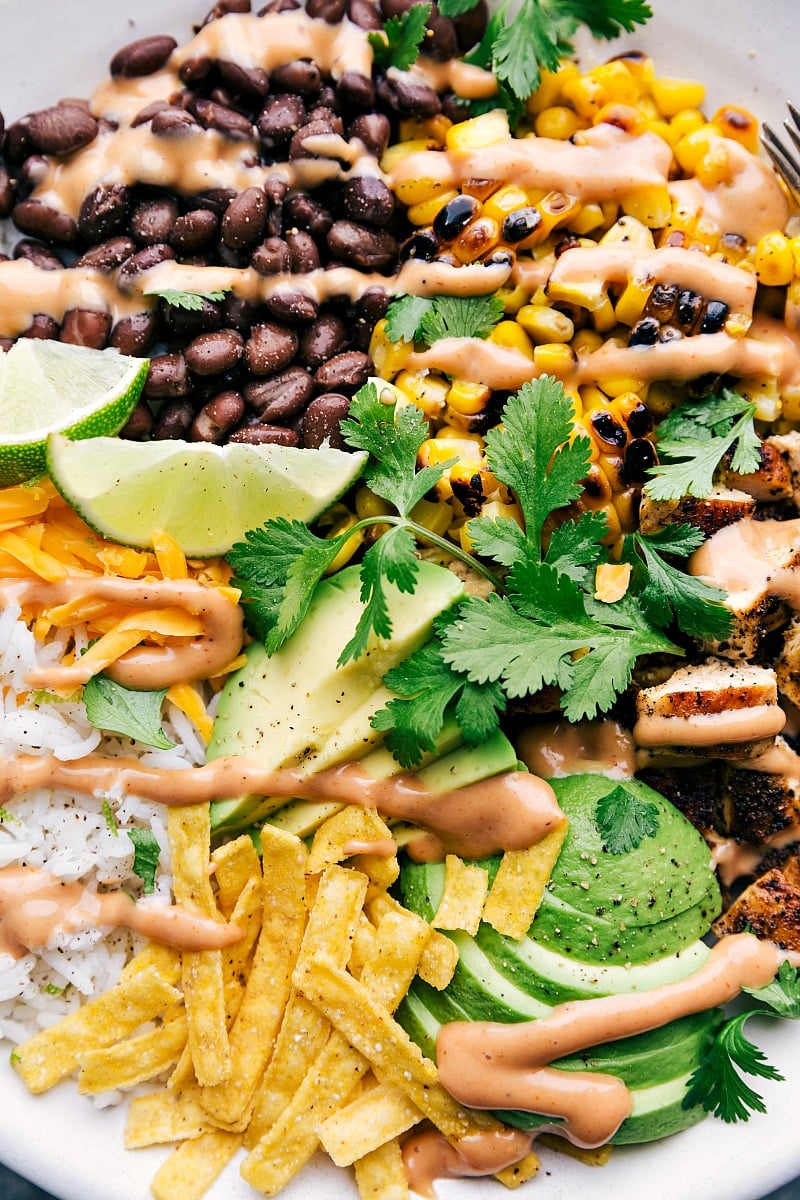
[0,0,488,449]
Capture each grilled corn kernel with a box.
[406,188,460,226]
[782,386,800,423]
[712,105,759,153]
[482,185,531,225]
[614,279,653,327]
[537,191,582,235]
[490,320,536,360]
[669,107,706,140]
[517,304,575,344]
[650,77,706,118]
[459,498,523,552]
[600,214,655,249]
[445,109,510,151]
[673,125,719,174]
[527,63,580,114]
[369,319,412,378]
[561,74,606,119]
[322,513,365,574]
[595,562,632,603]
[755,232,795,287]
[593,103,647,136]
[572,329,604,356]
[381,138,438,173]
[497,283,530,314]
[738,378,782,422]
[534,105,582,140]
[447,379,492,416]
[599,373,646,399]
[696,142,732,189]
[453,216,500,263]
[533,342,576,376]
[394,369,450,418]
[411,496,454,537]
[591,61,640,105]
[621,185,673,229]
[398,114,451,145]
[355,486,393,521]
[570,203,605,235]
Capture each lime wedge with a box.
[0,340,148,486]
[45,435,368,557]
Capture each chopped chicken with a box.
[713,860,800,951]
[768,430,800,507]
[638,486,756,537]
[721,438,794,503]
[776,617,800,709]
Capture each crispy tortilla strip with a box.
[220,876,264,1025]
[318,1080,423,1166]
[168,804,230,1088]
[354,1138,411,1200]
[432,855,489,935]
[245,864,368,1144]
[367,890,457,990]
[151,1129,242,1200]
[482,826,568,939]
[537,1133,612,1166]
[349,911,378,978]
[199,827,307,1129]
[77,1013,188,1095]
[119,942,182,986]
[210,834,262,920]
[495,1150,541,1189]
[241,910,430,1194]
[306,806,393,875]
[12,965,182,1093]
[125,1084,213,1148]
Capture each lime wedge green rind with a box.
[45,435,369,558]
[0,341,148,486]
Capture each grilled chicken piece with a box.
[722,762,800,843]
[721,438,795,503]
[776,617,800,709]
[636,763,720,835]
[768,430,800,507]
[637,486,756,537]
[633,659,784,758]
[713,860,800,951]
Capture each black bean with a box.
[327,220,397,270]
[645,282,678,323]
[218,59,269,100]
[675,289,703,333]
[351,287,390,350]
[244,366,314,419]
[73,235,137,271]
[628,316,660,347]
[400,228,439,262]
[118,242,175,289]
[178,57,213,85]
[590,410,627,448]
[289,117,339,160]
[110,35,178,78]
[335,71,375,111]
[284,192,332,238]
[299,314,347,368]
[699,300,729,334]
[144,353,192,399]
[0,166,14,218]
[190,98,255,140]
[130,197,180,246]
[501,206,542,244]
[13,239,63,270]
[342,177,394,228]
[119,399,154,440]
[626,402,654,438]
[15,155,49,199]
[2,119,35,166]
[264,290,319,325]
[131,100,170,128]
[194,188,238,217]
[21,314,61,339]
[162,297,223,338]
[313,350,372,392]
[424,5,458,62]
[306,0,347,19]
[184,328,245,375]
[109,312,159,356]
[245,322,299,374]
[286,230,321,273]
[453,0,488,52]
[434,194,479,242]
[347,0,384,29]
[60,308,112,349]
[26,103,98,155]
[169,208,219,254]
[221,186,268,249]
[348,112,391,158]
[622,438,658,485]
[190,390,246,441]
[77,184,130,243]
[152,399,196,440]
[13,199,77,245]
[150,107,200,137]
[376,75,441,116]
[301,393,351,448]
[221,292,259,336]
[200,0,251,24]
[257,94,306,150]
[270,60,322,98]
[251,235,291,275]
[229,422,300,445]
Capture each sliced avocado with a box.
[208,560,464,835]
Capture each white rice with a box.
[0,601,207,1045]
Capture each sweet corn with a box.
[380,138,438,173]
[534,106,582,140]
[482,185,531,225]
[712,105,759,153]
[321,511,365,574]
[410,496,454,538]
[354,487,393,522]
[532,342,575,376]
[458,498,523,553]
[570,203,606,235]
[669,107,707,139]
[755,232,795,287]
[394,369,450,418]
[490,320,536,360]
[614,279,653,327]
[369,319,413,378]
[527,63,580,114]
[445,109,510,151]
[447,379,492,416]
[620,185,673,229]
[517,304,575,344]
[406,189,460,227]
[650,77,706,118]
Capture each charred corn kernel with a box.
[724,310,751,338]
[449,461,494,517]
[410,496,454,537]
[614,279,653,327]
[369,318,412,378]
[712,105,759,153]
[355,486,393,521]
[435,426,485,448]
[482,185,531,225]
[533,342,575,376]
[527,63,580,114]
[534,105,582,140]
[394,369,450,418]
[453,216,500,263]
[490,320,535,360]
[782,386,800,423]
[738,378,782,422]
[600,374,647,399]
[322,513,364,574]
[517,304,575,344]
[620,185,673,228]
[570,203,605,235]
[406,189,460,226]
[537,191,581,236]
[593,103,647,136]
[600,214,655,249]
[447,379,492,416]
[462,177,503,202]
[398,113,451,145]
[696,142,732,189]
[445,108,510,151]
[561,74,606,119]
[380,139,438,173]
[595,562,632,603]
[591,61,640,105]
[670,107,707,139]
[572,329,604,356]
[650,76,705,118]
[755,232,794,287]
[673,125,719,174]
[497,283,529,314]
[459,498,523,552]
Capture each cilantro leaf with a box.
[418,294,505,343]
[544,511,610,586]
[467,514,529,568]
[646,390,761,501]
[626,528,733,643]
[339,526,419,665]
[149,288,230,310]
[744,960,800,1017]
[127,828,161,894]
[368,2,431,71]
[101,799,118,835]
[385,294,433,343]
[683,1010,782,1123]
[596,784,659,854]
[82,675,175,749]
[482,378,591,550]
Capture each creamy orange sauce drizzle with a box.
[633,704,787,749]
[0,865,241,959]
[690,516,800,609]
[669,137,790,245]
[434,934,780,1152]
[516,719,636,780]
[0,754,563,860]
[2,576,243,689]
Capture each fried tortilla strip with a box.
[199,826,307,1129]
[77,1012,188,1095]
[151,1129,242,1200]
[354,1138,410,1200]
[168,804,231,1087]
[241,909,430,1194]
[125,1084,213,1149]
[537,1133,612,1166]
[432,855,489,935]
[318,1080,423,1166]
[482,824,569,940]
[495,1150,542,1188]
[119,942,182,985]
[366,890,458,990]
[210,834,262,919]
[306,806,394,875]
[245,863,369,1144]
[12,965,182,1093]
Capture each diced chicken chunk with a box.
[638,487,756,537]
[721,438,794,502]
[713,863,800,951]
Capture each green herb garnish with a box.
[683,961,800,1123]
[596,784,660,854]
[148,288,231,310]
[368,2,432,71]
[645,388,762,501]
[127,828,161,895]
[101,798,119,836]
[83,675,175,750]
[385,293,505,345]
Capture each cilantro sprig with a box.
[385,293,505,345]
[645,388,762,502]
[368,2,432,71]
[83,674,176,749]
[147,288,231,310]
[683,959,800,1123]
[127,827,161,894]
[596,784,659,854]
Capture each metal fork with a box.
[761,103,800,202]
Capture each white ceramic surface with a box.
[1,2,800,1198]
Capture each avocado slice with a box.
[208,559,464,835]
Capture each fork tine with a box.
[788,101,800,133]
[761,123,800,198]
